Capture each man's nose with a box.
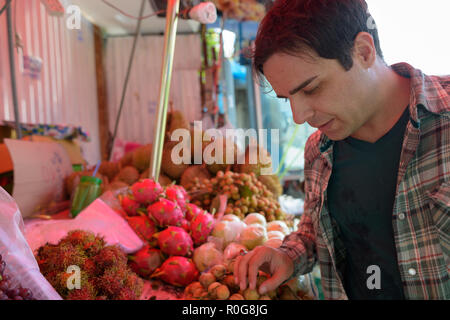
[291,100,314,125]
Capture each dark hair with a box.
[253,0,384,78]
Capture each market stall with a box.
[0,0,315,301]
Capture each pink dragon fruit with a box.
[127,216,158,244]
[165,185,188,213]
[131,179,164,205]
[128,245,163,278]
[155,226,194,257]
[121,194,140,216]
[185,203,206,222]
[147,198,184,228]
[190,211,215,246]
[179,219,191,233]
[151,256,199,287]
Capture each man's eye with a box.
[304,86,320,95]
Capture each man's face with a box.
[263,51,374,141]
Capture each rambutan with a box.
[60,230,105,257]
[66,281,97,300]
[93,245,128,274]
[97,266,143,299]
[97,267,127,297]
[42,243,87,271]
[116,287,138,300]
[36,229,144,300]
[123,271,144,298]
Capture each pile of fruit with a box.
[64,110,187,199]
[64,111,285,221]
[186,170,285,222]
[64,142,158,200]
[183,258,309,300]
[0,254,35,300]
[191,212,290,274]
[180,211,314,300]
[212,212,290,250]
[36,230,144,300]
[119,179,218,288]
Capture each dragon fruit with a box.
[185,203,205,222]
[165,185,188,213]
[190,211,215,246]
[127,216,158,244]
[128,245,163,278]
[151,256,199,287]
[155,226,194,257]
[121,195,140,216]
[179,219,191,233]
[131,179,164,205]
[147,198,184,227]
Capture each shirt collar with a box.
[391,62,449,120]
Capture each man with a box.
[234,0,449,300]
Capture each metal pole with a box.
[149,0,181,181]
[109,0,146,160]
[6,2,22,139]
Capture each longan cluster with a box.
[187,171,286,222]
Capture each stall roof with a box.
[71,0,200,36]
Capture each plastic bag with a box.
[223,242,247,262]
[24,198,144,254]
[193,242,224,272]
[0,187,62,300]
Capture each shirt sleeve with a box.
[278,191,317,278]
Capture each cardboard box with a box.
[4,139,74,218]
[0,143,14,174]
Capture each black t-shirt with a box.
[327,107,410,300]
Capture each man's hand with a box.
[234,246,294,295]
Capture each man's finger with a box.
[258,268,288,295]
[237,250,255,291]
[248,249,266,290]
[233,255,242,285]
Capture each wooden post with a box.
[93,25,110,161]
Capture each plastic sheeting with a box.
[0,0,101,166]
[104,34,202,145]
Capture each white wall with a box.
[104,34,202,145]
[0,0,101,165]
[367,0,450,75]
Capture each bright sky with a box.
[366,0,450,75]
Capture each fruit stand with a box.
[0,0,316,301]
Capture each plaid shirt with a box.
[279,63,450,300]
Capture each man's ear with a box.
[353,32,377,68]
